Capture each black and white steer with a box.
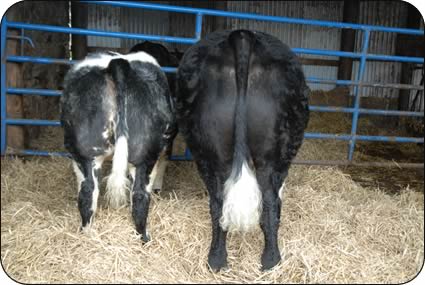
[61,51,176,241]
[176,30,309,270]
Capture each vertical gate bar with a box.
[348,29,370,161]
[1,17,8,155]
[195,13,203,40]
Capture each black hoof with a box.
[208,253,228,272]
[261,251,281,271]
[153,188,161,195]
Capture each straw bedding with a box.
[1,153,423,283]
[2,92,424,283]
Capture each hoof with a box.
[261,251,281,271]
[141,231,151,243]
[208,252,228,272]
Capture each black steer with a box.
[129,41,182,98]
[176,30,309,271]
[61,51,176,241]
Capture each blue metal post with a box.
[184,147,192,160]
[348,29,370,161]
[195,13,203,40]
[1,17,7,155]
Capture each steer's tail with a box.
[105,58,131,208]
[220,30,262,232]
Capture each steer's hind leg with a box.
[257,167,285,271]
[132,163,152,243]
[197,161,228,271]
[74,157,104,230]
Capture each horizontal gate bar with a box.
[309,106,424,117]
[6,149,71,157]
[366,54,424,63]
[6,88,62,96]
[83,1,423,35]
[6,118,61,126]
[6,88,423,117]
[5,27,423,63]
[7,55,76,65]
[7,21,198,44]
[5,150,423,168]
[292,160,424,168]
[5,117,424,143]
[307,77,424,90]
[305,132,424,143]
[293,48,423,63]
[7,56,180,73]
[7,56,424,91]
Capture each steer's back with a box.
[177,30,309,169]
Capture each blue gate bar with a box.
[366,54,424,63]
[84,1,424,35]
[161,67,178,73]
[356,135,424,143]
[7,49,423,67]
[6,55,423,90]
[6,88,62,96]
[6,118,61,127]
[309,106,424,117]
[6,54,425,91]
[7,51,423,67]
[6,149,421,168]
[5,87,424,117]
[308,77,424,90]
[7,21,199,45]
[305,133,424,143]
[5,133,424,160]
[5,86,424,117]
[7,55,76,65]
[12,149,71,157]
[5,23,422,62]
[7,53,425,90]
[1,17,7,155]
[292,48,360,58]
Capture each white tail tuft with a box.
[220,161,262,232]
[105,136,130,208]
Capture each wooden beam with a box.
[337,0,359,81]
[71,2,88,60]
[5,4,25,150]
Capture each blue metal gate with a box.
[1,1,424,167]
